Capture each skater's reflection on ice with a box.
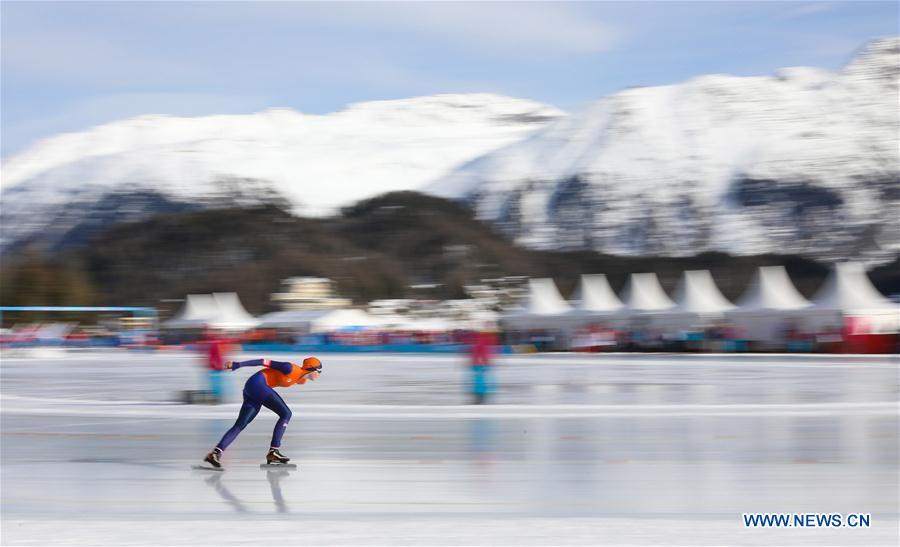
[266,468,291,513]
[200,468,294,513]
[203,472,248,513]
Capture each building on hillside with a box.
[271,277,352,311]
[466,276,530,310]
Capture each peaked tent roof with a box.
[163,293,259,330]
[519,278,572,315]
[734,266,810,311]
[811,262,896,311]
[669,270,735,314]
[500,278,571,328]
[211,292,260,330]
[620,273,674,312]
[569,274,624,313]
[163,294,220,328]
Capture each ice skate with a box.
[266,448,290,464]
[200,448,223,469]
[260,448,296,469]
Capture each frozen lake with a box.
[1,350,898,545]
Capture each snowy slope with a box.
[0,94,561,250]
[429,38,900,264]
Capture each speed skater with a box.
[203,357,322,468]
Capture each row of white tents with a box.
[502,263,899,341]
[163,263,898,342]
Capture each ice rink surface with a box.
[2,350,898,546]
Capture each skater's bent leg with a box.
[262,391,292,449]
[215,399,261,451]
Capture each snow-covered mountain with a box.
[4,39,898,263]
[429,38,900,264]
[0,94,561,251]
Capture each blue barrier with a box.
[66,337,122,348]
[787,340,814,353]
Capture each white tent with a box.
[501,278,571,329]
[572,274,624,312]
[163,293,259,331]
[257,309,377,333]
[212,293,261,331]
[521,278,572,315]
[163,294,220,329]
[726,266,811,342]
[800,262,900,334]
[620,273,675,319]
[564,274,625,328]
[734,266,810,311]
[650,270,735,331]
[671,270,735,315]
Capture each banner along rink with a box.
[1,351,897,546]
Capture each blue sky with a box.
[2,1,897,158]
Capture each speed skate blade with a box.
[260,463,297,470]
[192,465,224,472]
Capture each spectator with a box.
[467,328,499,405]
[200,329,233,403]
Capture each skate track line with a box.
[1,394,897,418]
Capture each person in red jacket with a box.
[200,331,231,402]
[204,357,322,468]
[468,329,499,404]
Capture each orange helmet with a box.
[302,357,322,372]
